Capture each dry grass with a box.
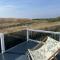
[0,18,60,34]
[0,18,32,26]
[30,21,60,30]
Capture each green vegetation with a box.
[32,17,60,32]
[32,17,60,22]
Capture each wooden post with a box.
[0,33,5,54]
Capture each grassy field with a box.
[0,17,60,34]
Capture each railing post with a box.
[0,33,5,54]
[59,34,60,41]
[27,29,29,41]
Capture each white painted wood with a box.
[0,33,5,54]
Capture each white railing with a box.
[27,29,60,42]
[0,33,5,54]
[0,29,60,54]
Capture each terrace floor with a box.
[0,40,38,60]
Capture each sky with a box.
[0,0,60,18]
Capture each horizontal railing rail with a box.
[28,29,60,34]
[27,29,60,42]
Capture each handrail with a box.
[28,29,60,34]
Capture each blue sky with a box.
[0,0,60,18]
